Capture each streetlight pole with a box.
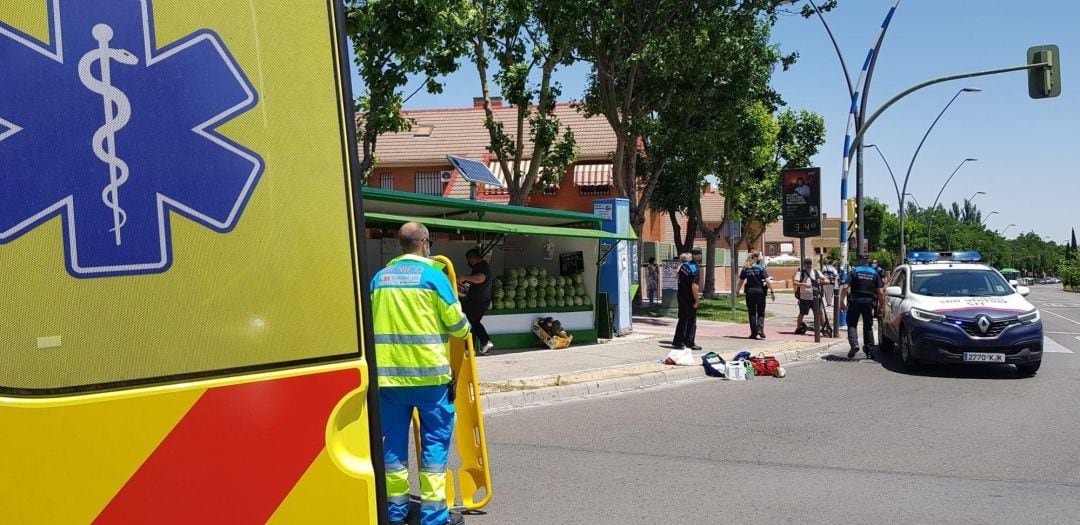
[926,158,978,250]
[1001,223,1017,237]
[980,211,999,227]
[967,191,986,202]
[836,40,1060,266]
[781,0,902,264]
[864,143,901,213]
[904,193,922,209]
[897,87,981,258]
[902,192,921,255]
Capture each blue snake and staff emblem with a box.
[1,0,264,278]
[77,23,137,246]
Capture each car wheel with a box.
[900,327,922,371]
[1016,360,1041,376]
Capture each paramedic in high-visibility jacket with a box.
[371,222,471,525]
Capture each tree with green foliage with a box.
[861,197,889,252]
[699,101,779,297]
[346,0,468,180]
[574,0,790,237]
[651,157,704,255]
[871,197,1066,272]
[1010,232,1062,277]
[949,199,982,226]
[466,0,580,205]
[733,108,826,251]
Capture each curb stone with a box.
[480,339,851,412]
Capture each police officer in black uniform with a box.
[736,251,776,339]
[840,253,886,358]
[673,249,702,350]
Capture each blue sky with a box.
[348,0,1077,243]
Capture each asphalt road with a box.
[459,286,1080,524]
[1028,285,1080,357]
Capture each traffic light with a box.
[1028,45,1061,99]
[846,198,858,238]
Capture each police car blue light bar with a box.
[906,251,982,263]
[948,251,982,262]
[906,251,940,263]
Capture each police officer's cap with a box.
[856,253,870,262]
[691,247,702,255]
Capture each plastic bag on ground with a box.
[664,347,695,366]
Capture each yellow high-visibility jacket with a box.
[370,254,470,387]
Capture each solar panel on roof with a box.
[447,155,505,188]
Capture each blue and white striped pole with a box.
[840,0,901,268]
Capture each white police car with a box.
[879,252,1043,375]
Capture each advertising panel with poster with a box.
[782,167,821,238]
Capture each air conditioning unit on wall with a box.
[440,171,453,182]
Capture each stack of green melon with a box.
[490,267,591,311]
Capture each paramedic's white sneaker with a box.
[479,341,495,355]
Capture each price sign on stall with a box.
[559,251,584,275]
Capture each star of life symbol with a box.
[1,0,263,278]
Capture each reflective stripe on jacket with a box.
[371,254,471,387]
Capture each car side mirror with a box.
[1016,285,1030,297]
[885,286,903,298]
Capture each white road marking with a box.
[1040,308,1080,327]
[1043,337,1074,354]
[1045,331,1080,335]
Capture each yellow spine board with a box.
[410,255,494,511]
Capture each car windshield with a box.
[910,269,1014,297]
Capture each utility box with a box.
[593,198,634,335]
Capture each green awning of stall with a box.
[362,187,605,228]
[364,212,637,241]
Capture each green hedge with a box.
[1060,261,1080,289]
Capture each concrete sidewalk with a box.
[475,296,848,411]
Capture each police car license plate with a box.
[963,352,1006,363]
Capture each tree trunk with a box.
[669,208,699,255]
[697,218,722,300]
[702,229,718,299]
[669,211,685,254]
[357,120,379,184]
[519,56,561,200]
[742,222,761,253]
[699,191,736,299]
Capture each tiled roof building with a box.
[364,98,805,251]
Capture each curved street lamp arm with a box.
[930,160,972,212]
[850,62,1044,155]
[927,159,973,250]
[904,193,922,209]
[838,0,902,267]
[901,90,963,202]
[867,145,902,210]
[807,0,855,99]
